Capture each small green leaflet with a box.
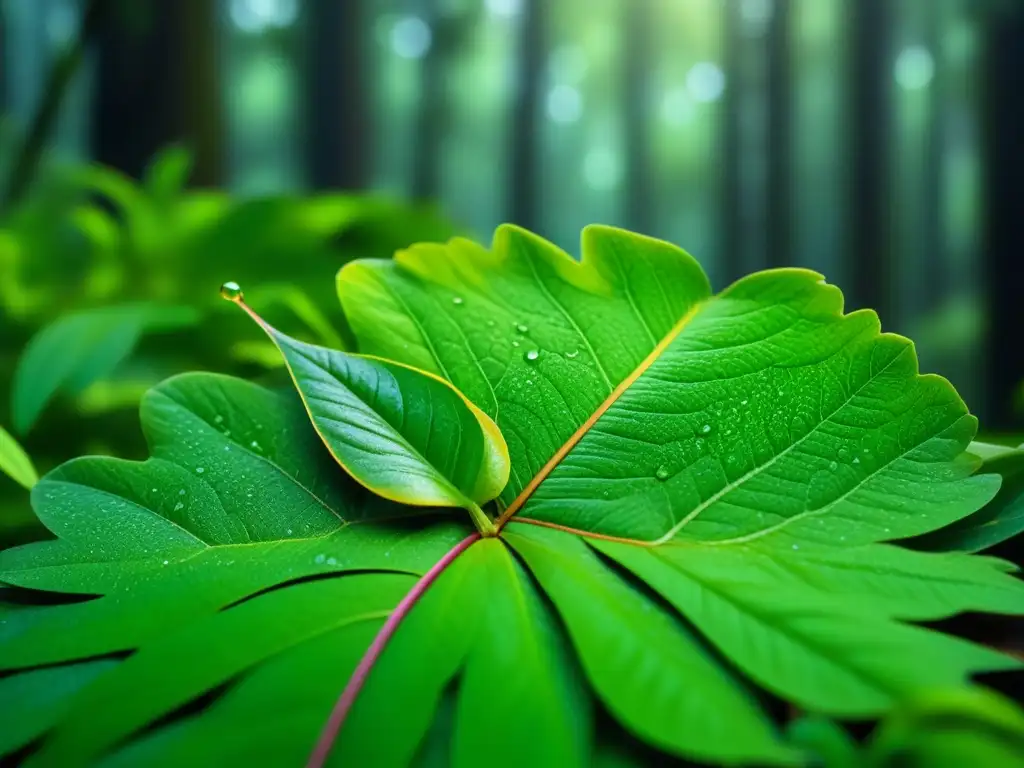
[0,424,37,489]
[915,441,1024,552]
[222,282,509,530]
[2,226,1024,767]
[11,302,201,433]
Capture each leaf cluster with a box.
[1,224,1022,766]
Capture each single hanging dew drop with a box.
[220,281,243,301]
[655,465,671,481]
[515,323,529,334]
[525,350,540,362]
[701,424,712,434]
[565,349,579,359]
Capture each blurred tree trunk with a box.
[845,0,892,317]
[304,0,369,190]
[623,0,653,235]
[412,6,477,200]
[718,1,741,282]
[509,0,543,231]
[982,7,1024,429]
[92,0,222,185]
[766,0,791,268]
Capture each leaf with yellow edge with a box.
[221,282,509,534]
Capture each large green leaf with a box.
[223,284,509,528]
[2,225,1023,767]
[11,303,200,433]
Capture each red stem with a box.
[306,533,481,768]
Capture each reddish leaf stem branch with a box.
[306,532,481,768]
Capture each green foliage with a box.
[12,303,200,433]
[0,424,37,489]
[915,441,1024,552]
[1,225,1022,766]
[0,146,456,488]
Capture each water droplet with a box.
[525,350,540,362]
[163,560,169,566]
[214,414,224,424]
[486,319,495,327]
[173,502,184,512]
[740,399,749,406]
[195,466,205,474]
[451,296,464,306]
[777,388,785,397]
[792,544,800,550]
[286,528,293,535]
[565,350,579,359]
[314,554,326,564]
[655,465,671,481]
[515,323,529,334]
[862,448,870,454]
[839,535,846,542]
[512,340,520,348]
[151,488,157,493]
[179,489,186,496]
[695,438,706,451]
[838,446,850,460]
[701,424,712,434]
[250,440,262,452]
[601,490,610,499]
[852,456,860,465]
[220,281,243,301]
[327,557,338,566]
[526,379,534,386]
[828,461,838,471]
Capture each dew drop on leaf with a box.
[837,446,850,460]
[451,296,464,306]
[525,350,540,362]
[828,461,838,471]
[214,415,224,424]
[219,281,243,301]
[515,323,529,334]
[512,340,520,348]
[327,557,338,566]
[179,489,186,495]
[173,502,184,511]
[565,349,579,359]
[195,466,205,474]
[853,456,861,464]
[314,554,326,564]
[792,544,800,550]
[701,424,712,434]
[250,440,262,452]
[655,465,671,481]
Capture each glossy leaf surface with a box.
[226,292,509,518]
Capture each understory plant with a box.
[1,225,1023,766]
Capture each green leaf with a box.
[0,660,119,757]
[865,688,1024,767]
[3,225,1023,768]
[224,286,509,529]
[144,145,192,205]
[340,225,995,546]
[11,303,201,433]
[786,716,859,768]
[0,424,37,489]
[914,442,1024,552]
